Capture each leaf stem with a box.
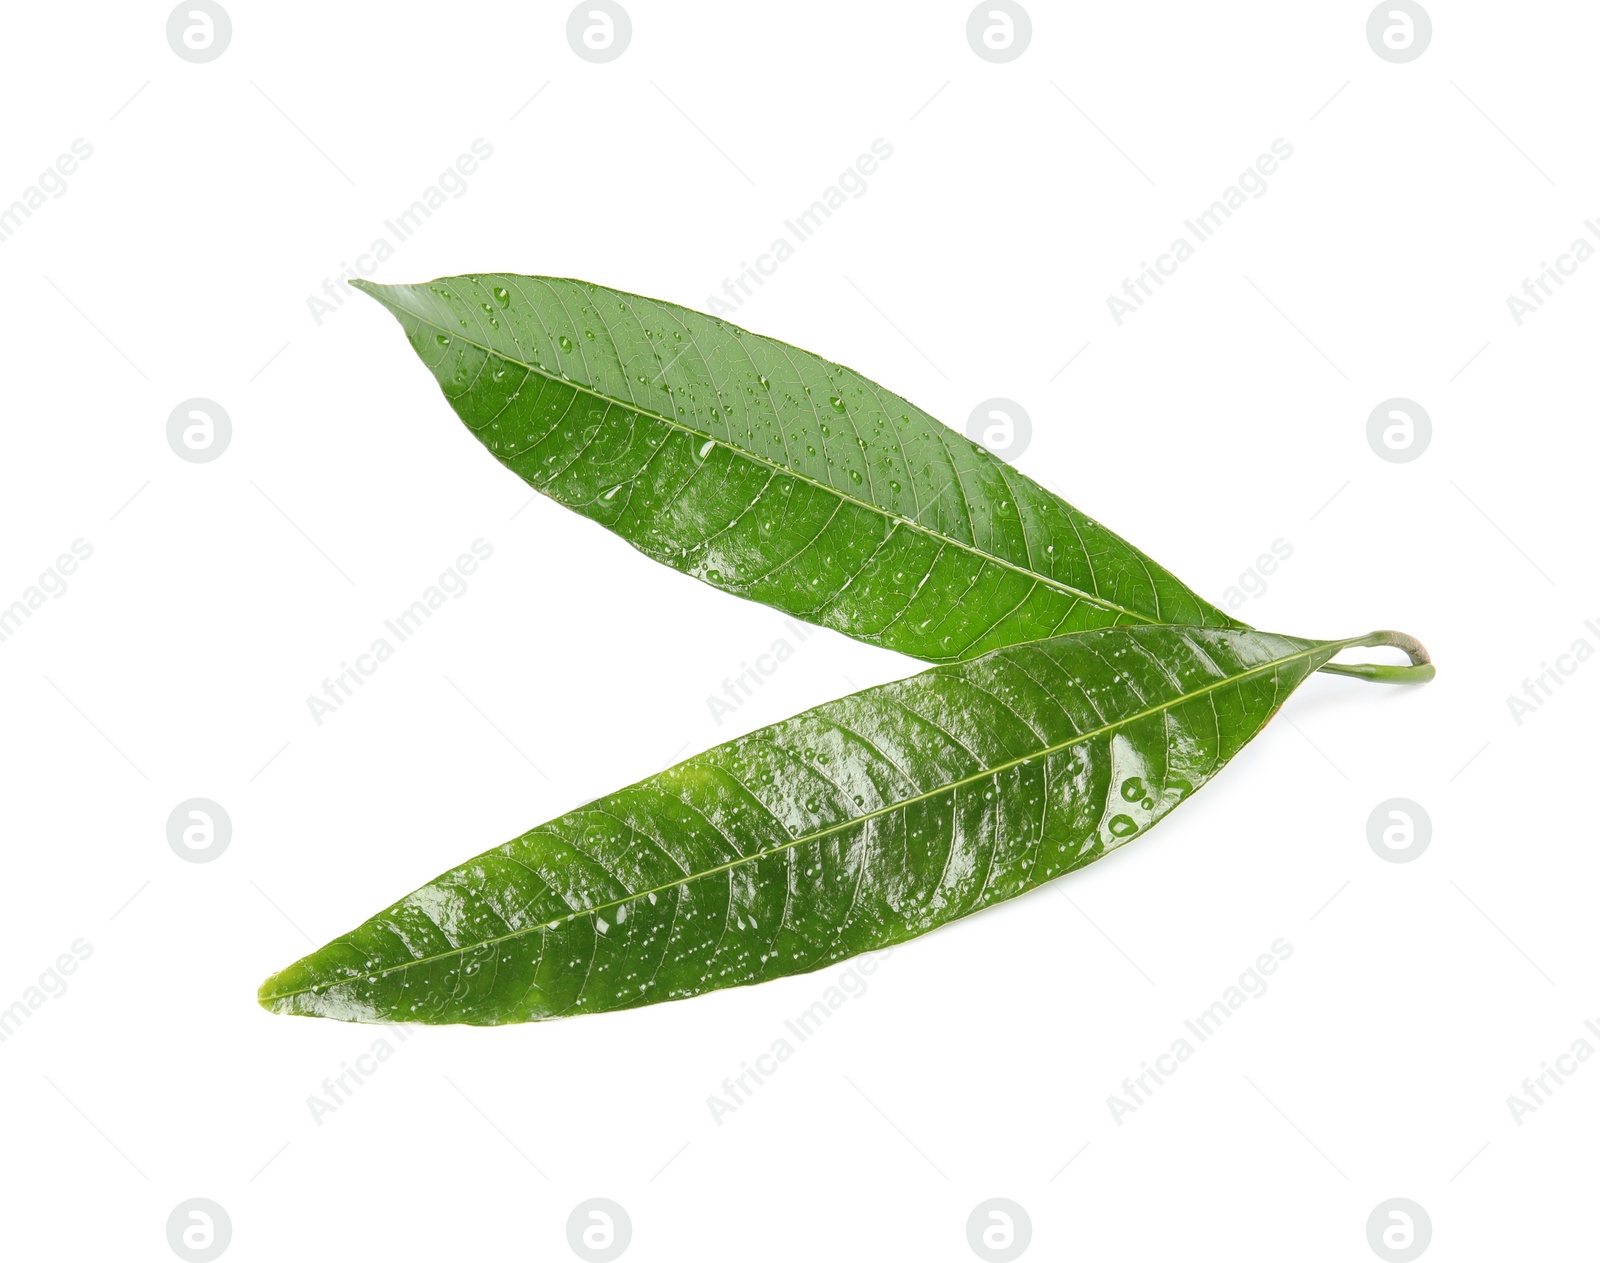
[1318,630,1435,685]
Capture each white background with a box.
[1,2,1594,1259]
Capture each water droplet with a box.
[828,395,846,412]
[493,286,510,308]
[1120,776,1145,802]
[698,439,716,460]
[849,469,863,484]
[1109,815,1139,838]
[558,335,573,351]
[435,334,451,347]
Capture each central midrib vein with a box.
[266,635,1330,1000]
[385,293,1164,627]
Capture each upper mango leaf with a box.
[354,274,1239,663]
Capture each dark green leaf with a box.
[258,626,1423,1025]
[353,274,1238,663]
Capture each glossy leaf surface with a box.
[260,625,1378,1026]
[354,274,1237,663]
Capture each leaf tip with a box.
[256,964,298,1015]
[257,952,397,1023]
[346,277,421,325]
[256,956,338,1018]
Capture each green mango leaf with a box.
[353,274,1239,663]
[258,626,1429,1025]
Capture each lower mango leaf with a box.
[258,626,1429,1025]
